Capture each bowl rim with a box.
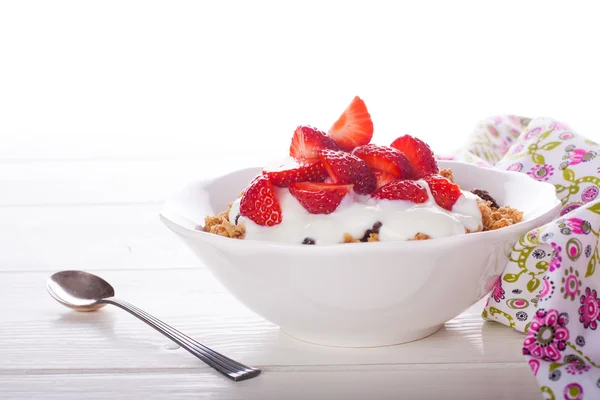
[160,160,562,253]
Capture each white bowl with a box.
[160,161,561,347]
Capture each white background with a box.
[1,0,599,167]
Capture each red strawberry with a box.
[239,175,283,226]
[328,96,374,151]
[373,171,396,189]
[263,161,328,187]
[289,182,353,214]
[371,180,429,203]
[290,125,339,162]
[424,175,462,211]
[390,135,439,179]
[319,149,376,195]
[352,144,412,179]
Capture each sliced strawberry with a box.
[328,96,374,151]
[239,175,283,226]
[289,182,353,214]
[319,149,376,195]
[290,125,339,162]
[352,144,412,179]
[371,180,429,203]
[263,161,328,187]
[373,171,396,189]
[425,175,462,211]
[390,135,439,179]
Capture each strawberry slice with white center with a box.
[290,125,339,162]
[352,144,412,179]
[289,182,354,214]
[328,96,374,151]
[263,159,328,187]
[371,180,429,203]
[239,175,283,226]
[424,175,462,211]
[319,149,376,195]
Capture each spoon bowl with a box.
[47,270,114,312]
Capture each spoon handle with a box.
[99,297,261,381]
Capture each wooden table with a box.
[1,157,543,399]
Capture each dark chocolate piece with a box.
[234,214,240,225]
[302,238,316,245]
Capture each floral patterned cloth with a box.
[447,115,600,399]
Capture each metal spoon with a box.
[46,270,261,381]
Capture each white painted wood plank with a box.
[0,363,542,400]
[0,269,529,371]
[0,205,199,271]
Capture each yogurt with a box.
[229,180,482,245]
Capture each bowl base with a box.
[280,324,443,348]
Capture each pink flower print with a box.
[548,242,562,272]
[566,148,597,166]
[528,359,540,376]
[561,203,582,216]
[436,155,455,161]
[579,287,600,329]
[525,126,542,140]
[565,218,591,235]
[561,266,581,301]
[566,360,591,375]
[522,309,569,361]
[512,144,524,154]
[563,383,584,400]
[539,277,555,301]
[559,132,574,140]
[487,125,499,137]
[549,121,568,131]
[496,138,511,154]
[581,186,599,203]
[491,277,505,303]
[506,162,523,172]
[527,164,555,181]
[492,116,503,125]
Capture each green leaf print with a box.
[489,307,516,328]
[539,130,552,140]
[535,261,549,271]
[563,168,576,182]
[554,184,567,193]
[527,277,540,293]
[541,141,561,151]
[587,253,597,277]
[587,246,599,277]
[589,202,600,215]
[541,386,556,400]
[548,362,562,372]
[503,273,519,283]
[532,153,545,164]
